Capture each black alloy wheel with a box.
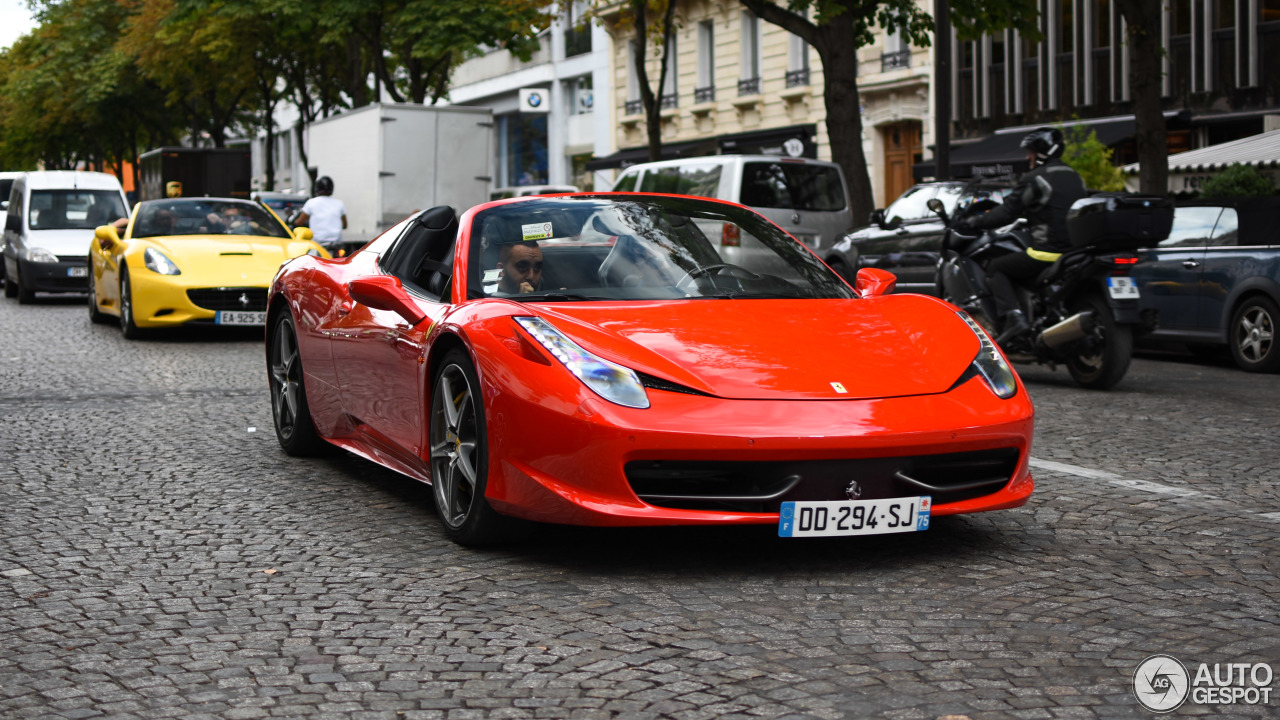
[268,312,328,455]
[119,270,142,339]
[1065,294,1132,390]
[428,349,512,546]
[1229,295,1279,373]
[87,270,109,324]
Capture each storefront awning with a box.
[1122,128,1280,194]
[585,124,818,172]
[914,111,1188,181]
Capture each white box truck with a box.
[305,103,493,243]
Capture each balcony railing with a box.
[738,76,761,96]
[624,99,643,115]
[785,68,810,87]
[694,86,716,103]
[660,93,678,109]
[881,50,911,72]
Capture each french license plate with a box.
[1107,277,1139,299]
[67,266,87,277]
[216,311,266,326]
[779,496,931,538]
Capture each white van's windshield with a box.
[28,190,127,230]
[740,162,847,212]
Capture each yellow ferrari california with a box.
[88,198,330,338]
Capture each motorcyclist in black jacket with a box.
[955,127,1087,343]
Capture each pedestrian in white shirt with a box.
[296,176,347,253]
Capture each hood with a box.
[142,235,306,284]
[23,228,98,257]
[535,296,981,400]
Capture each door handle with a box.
[1181,260,1201,269]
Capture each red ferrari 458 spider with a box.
[267,193,1034,545]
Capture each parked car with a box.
[252,191,308,226]
[4,171,130,303]
[830,180,1011,293]
[88,197,329,338]
[610,155,854,272]
[1130,196,1280,372]
[266,193,1034,546]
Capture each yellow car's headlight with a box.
[144,248,182,275]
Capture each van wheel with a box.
[15,265,35,304]
[3,265,16,298]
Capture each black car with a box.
[1130,196,1280,372]
[828,181,1010,294]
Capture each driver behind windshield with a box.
[496,241,543,295]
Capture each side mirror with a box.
[294,226,314,241]
[855,267,897,298]
[348,275,427,326]
[869,208,900,231]
[94,225,120,250]
[926,198,949,224]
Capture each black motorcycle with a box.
[928,191,1172,390]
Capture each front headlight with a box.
[144,247,181,275]
[957,311,1018,399]
[22,247,59,264]
[515,316,650,409]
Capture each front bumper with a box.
[479,367,1035,528]
[18,256,88,293]
[129,271,269,327]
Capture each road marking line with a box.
[1029,458,1203,498]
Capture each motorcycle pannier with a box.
[1066,193,1174,250]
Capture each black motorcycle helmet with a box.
[1020,127,1065,168]
[314,175,334,196]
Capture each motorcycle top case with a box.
[1066,193,1174,250]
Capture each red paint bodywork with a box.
[268,194,1035,528]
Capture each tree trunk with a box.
[1117,0,1167,195]
[818,17,873,224]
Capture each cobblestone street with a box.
[2,297,1277,719]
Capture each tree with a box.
[1114,0,1166,196]
[1061,124,1124,192]
[599,0,679,163]
[1199,164,1278,198]
[736,0,1037,224]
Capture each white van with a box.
[609,155,857,275]
[3,171,130,303]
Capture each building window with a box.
[882,15,911,71]
[740,11,761,94]
[696,20,715,101]
[499,114,549,187]
[564,0,591,58]
[661,36,678,108]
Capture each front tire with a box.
[1065,294,1132,390]
[87,270,109,324]
[268,311,329,456]
[15,264,35,304]
[429,349,511,546]
[119,270,143,339]
[1228,295,1279,373]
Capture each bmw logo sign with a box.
[527,92,542,108]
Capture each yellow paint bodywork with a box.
[90,208,330,328]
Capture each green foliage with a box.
[1061,124,1125,192]
[1198,163,1278,198]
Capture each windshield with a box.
[28,190,127,230]
[133,199,291,239]
[469,195,854,301]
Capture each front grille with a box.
[55,255,88,263]
[187,287,268,312]
[625,448,1021,513]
